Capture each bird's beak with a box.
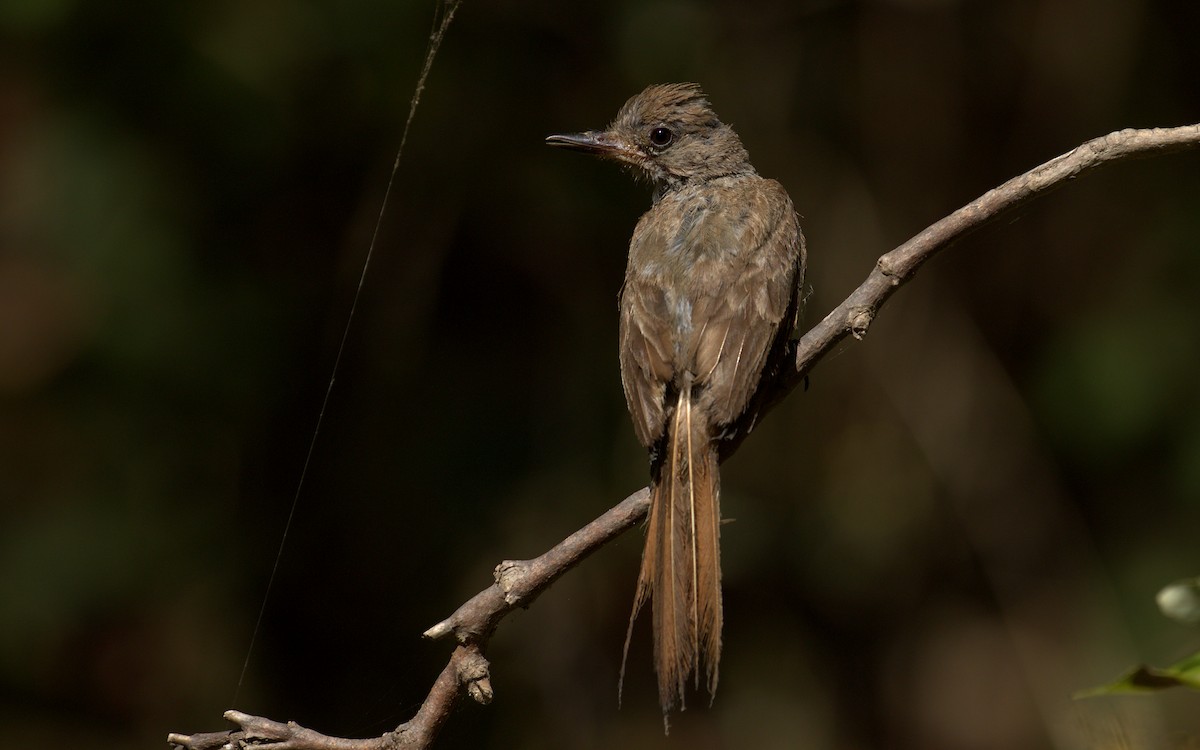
[545,130,637,162]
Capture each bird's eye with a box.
[649,127,674,148]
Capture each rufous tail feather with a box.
[620,386,723,721]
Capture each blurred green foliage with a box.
[1,1,1199,748]
[1079,652,1200,697]
[1079,580,1200,698]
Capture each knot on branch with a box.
[423,560,538,644]
[495,559,531,605]
[848,306,874,340]
[457,648,494,705]
[877,254,903,281]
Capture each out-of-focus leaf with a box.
[1076,650,1200,697]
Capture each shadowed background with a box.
[2,0,1199,747]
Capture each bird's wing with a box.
[619,269,674,450]
[687,178,803,427]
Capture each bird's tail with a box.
[621,385,723,718]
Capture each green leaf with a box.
[1076,650,1200,697]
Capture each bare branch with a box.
[168,646,490,750]
[423,487,651,642]
[787,125,1200,385]
[169,124,1199,749]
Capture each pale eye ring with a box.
[649,127,674,148]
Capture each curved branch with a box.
[788,124,1200,384]
[168,123,1200,749]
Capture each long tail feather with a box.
[620,386,723,720]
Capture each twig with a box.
[167,123,1200,748]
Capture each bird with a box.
[547,83,806,721]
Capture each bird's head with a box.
[547,83,754,191]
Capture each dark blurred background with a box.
[2,0,1199,747]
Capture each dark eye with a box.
[649,127,674,148]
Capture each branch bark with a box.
[168,124,1200,749]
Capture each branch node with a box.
[848,306,874,340]
[495,560,529,605]
[458,649,494,705]
[877,254,902,281]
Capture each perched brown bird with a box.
[547,83,806,719]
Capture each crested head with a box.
[546,83,755,190]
